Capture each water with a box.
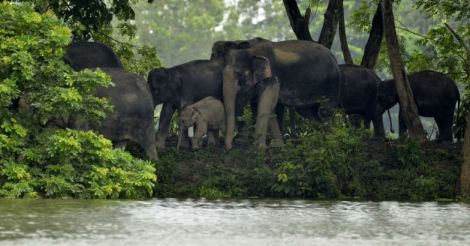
[1,199,470,245]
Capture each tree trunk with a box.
[382,0,427,142]
[283,0,315,41]
[361,3,383,69]
[338,0,353,64]
[318,0,340,49]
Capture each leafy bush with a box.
[271,113,379,199]
[0,2,156,199]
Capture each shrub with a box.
[0,2,156,199]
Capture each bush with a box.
[0,3,156,199]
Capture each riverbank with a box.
[156,132,462,201]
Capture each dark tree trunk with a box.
[338,0,353,64]
[361,3,383,69]
[382,0,426,142]
[318,0,340,49]
[282,0,314,41]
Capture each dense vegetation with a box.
[157,115,461,201]
[0,3,156,199]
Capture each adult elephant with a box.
[75,68,158,161]
[339,64,384,137]
[64,41,124,71]
[223,40,341,150]
[147,60,223,149]
[378,70,460,142]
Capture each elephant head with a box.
[147,68,179,106]
[223,49,273,150]
[377,79,399,111]
[179,106,199,129]
[210,37,270,65]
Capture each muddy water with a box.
[1,199,470,245]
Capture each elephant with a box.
[147,60,223,149]
[378,70,460,142]
[177,96,225,150]
[339,64,384,137]
[74,68,158,161]
[222,40,341,150]
[64,41,124,71]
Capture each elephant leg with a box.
[371,107,385,138]
[255,81,280,149]
[142,128,158,162]
[207,129,218,146]
[435,111,454,142]
[275,103,285,133]
[177,126,188,150]
[156,103,176,149]
[398,109,407,139]
[192,123,207,150]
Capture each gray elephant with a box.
[147,60,223,149]
[75,68,158,161]
[378,70,460,142]
[177,96,225,150]
[64,41,124,71]
[222,40,341,150]
[339,64,384,137]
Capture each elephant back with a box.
[267,40,341,108]
[64,41,124,71]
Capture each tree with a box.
[283,0,340,48]
[28,0,136,40]
[283,0,314,41]
[360,3,383,69]
[318,0,340,49]
[382,0,427,142]
[0,2,156,198]
[338,0,353,64]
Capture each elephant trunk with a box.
[223,66,236,150]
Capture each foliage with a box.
[155,114,461,201]
[20,0,163,77]
[0,2,156,199]
[26,0,137,40]
[271,113,378,199]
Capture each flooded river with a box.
[1,199,470,245]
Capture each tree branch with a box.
[318,0,340,49]
[361,3,383,69]
[445,23,470,79]
[282,0,315,42]
[338,0,353,64]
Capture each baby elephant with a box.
[178,97,225,150]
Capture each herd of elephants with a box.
[63,38,460,161]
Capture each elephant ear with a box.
[252,56,272,84]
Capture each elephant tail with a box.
[387,109,394,133]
